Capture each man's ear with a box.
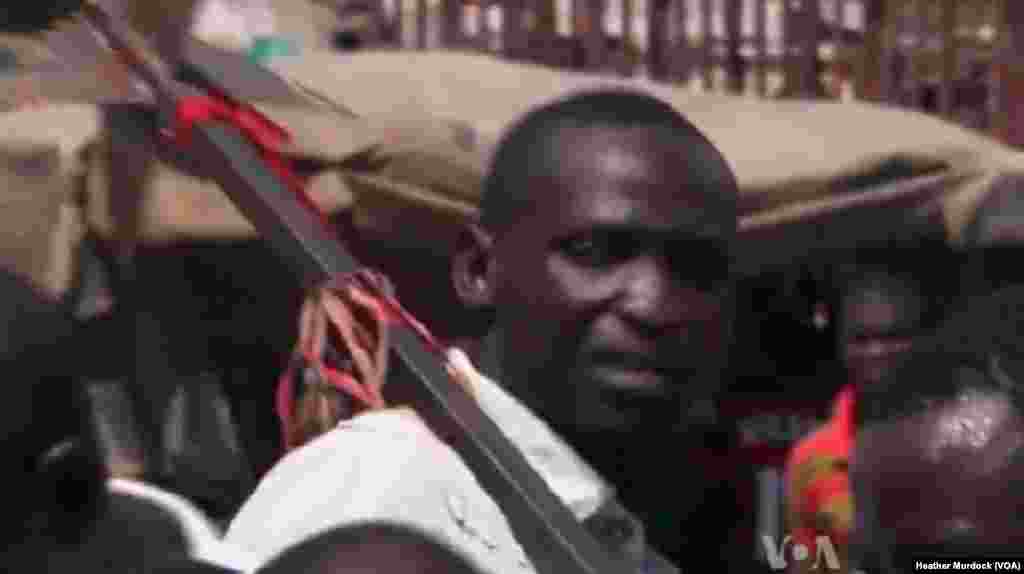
[452,223,496,309]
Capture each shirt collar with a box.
[447,349,674,572]
[445,348,615,521]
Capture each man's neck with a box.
[465,333,721,471]
[463,330,503,383]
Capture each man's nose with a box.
[849,338,912,359]
[857,340,889,358]
[616,256,720,329]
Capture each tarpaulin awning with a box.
[263,50,1024,258]
[8,47,1024,277]
[0,103,99,296]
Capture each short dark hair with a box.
[855,285,1024,428]
[480,88,739,232]
[827,239,963,333]
[256,522,483,574]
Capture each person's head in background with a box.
[0,267,240,572]
[255,523,484,574]
[851,286,1024,572]
[452,88,739,439]
[0,268,107,567]
[831,244,955,390]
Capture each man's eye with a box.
[561,237,616,266]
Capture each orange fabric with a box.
[784,385,856,561]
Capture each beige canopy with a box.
[264,50,1024,249]
[7,48,1024,294]
[0,104,99,296]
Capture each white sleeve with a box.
[225,409,535,573]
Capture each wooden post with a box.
[535,0,557,43]
[502,0,527,58]
[571,0,584,68]
[830,0,843,98]
[938,0,957,117]
[442,0,463,47]
[373,0,391,47]
[755,0,767,95]
[801,0,822,97]
[892,1,912,106]
[391,0,405,48]
[724,0,743,93]
[831,0,843,53]
[701,0,714,89]
[572,0,585,41]
[580,0,608,71]
[530,0,557,65]
[620,0,635,76]
[648,0,672,80]
[910,0,930,110]
[417,0,429,49]
[477,0,494,51]
[881,0,902,104]
[672,0,691,82]
[781,0,792,94]
[857,0,886,101]
[996,0,1024,147]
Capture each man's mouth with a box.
[591,364,667,391]
[849,355,904,385]
[585,352,686,393]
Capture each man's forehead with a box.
[855,398,1024,550]
[586,141,648,180]
[844,282,921,304]
[552,190,736,243]
[543,127,737,237]
[553,125,731,184]
[841,286,928,332]
[563,186,720,226]
[843,299,902,327]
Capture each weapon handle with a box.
[78,3,179,110]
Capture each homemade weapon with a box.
[36,2,631,573]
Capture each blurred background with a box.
[4,1,1021,569]
[298,0,1022,147]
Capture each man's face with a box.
[839,284,926,388]
[486,126,735,433]
[851,390,1024,572]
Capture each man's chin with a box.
[567,413,697,439]
[573,392,694,434]
[527,369,711,434]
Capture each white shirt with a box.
[226,349,615,573]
